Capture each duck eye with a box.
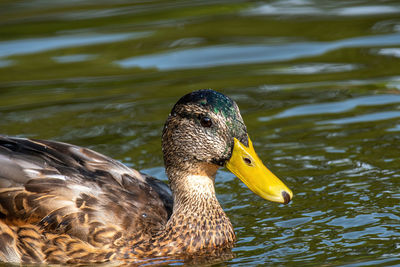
[200,116,212,128]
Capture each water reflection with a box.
[245,2,400,17]
[378,48,400,58]
[0,32,149,58]
[116,33,400,70]
[261,94,400,119]
[264,63,359,75]
[320,111,400,124]
[52,54,96,63]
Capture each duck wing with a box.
[0,136,172,263]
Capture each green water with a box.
[1,0,400,266]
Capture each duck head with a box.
[162,89,292,204]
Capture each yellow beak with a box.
[226,137,293,204]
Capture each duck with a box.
[0,89,293,264]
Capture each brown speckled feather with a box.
[0,136,172,263]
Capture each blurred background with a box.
[0,0,400,265]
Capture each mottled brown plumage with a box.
[0,89,292,265]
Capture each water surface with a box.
[0,0,399,266]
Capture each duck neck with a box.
[160,163,236,254]
[167,163,219,210]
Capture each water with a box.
[0,0,400,265]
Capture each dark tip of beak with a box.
[282,191,291,205]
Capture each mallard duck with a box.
[0,89,292,264]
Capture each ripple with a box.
[338,6,400,16]
[326,214,379,228]
[342,258,400,267]
[341,225,400,239]
[0,32,150,59]
[264,63,360,75]
[274,217,312,228]
[387,124,400,131]
[245,2,400,17]
[259,94,400,120]
[116,33,400,70]
[372,19,400,33]
[319,111,400,124]
[377,48,400,58]
[52,54,97,63]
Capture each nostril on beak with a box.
[282,191,291,204]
